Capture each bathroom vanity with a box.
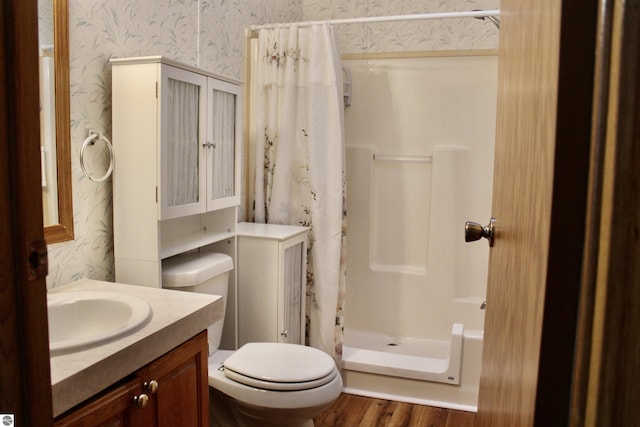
[55,332,207,426]
[50,279,223,426]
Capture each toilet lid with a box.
[222,343,338,391]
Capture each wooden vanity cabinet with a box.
[55,331,209,427]
[54,377,145,426]
[139,330,209,426]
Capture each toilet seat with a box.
[208,349,343,410]
[221,342,338,391]
[224,367,338,391]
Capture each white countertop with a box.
[49,278,223,418]
[237,222,309,240]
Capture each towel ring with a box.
[80,132,114,183]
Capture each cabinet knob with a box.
[144,380,159,394]
[133,393,149,408]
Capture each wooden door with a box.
[0,0,54,425]
[54,378,145,426]
[139,331,209,427]
[477,0,598,425]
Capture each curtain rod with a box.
[249,9,500,31]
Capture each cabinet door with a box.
[159,65,208,219]
[238,236,280,345]
[205,77,242,210]
[279,239,307,344]
[138,331,209,427]
[54,332,209,427]
[54,377,147,426]
[238,230,307,346]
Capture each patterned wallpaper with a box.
[47,0,499,288]
[47,0,301,288]
[302,0,499,53]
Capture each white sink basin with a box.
[48,291,152,354]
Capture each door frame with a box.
[572,0,640,424]
[533,0,599,422]
[0,0,53,424]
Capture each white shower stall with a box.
[341,53,497,411]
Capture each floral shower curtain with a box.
[253,24,347,362]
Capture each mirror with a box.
[40,0,73,243]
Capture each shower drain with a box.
[387,342,399,346]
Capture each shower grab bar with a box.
[373,154,432,163]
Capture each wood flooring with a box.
[313,393,476,427]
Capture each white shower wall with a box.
[344,54,497,343]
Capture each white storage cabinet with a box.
[237,222,309,346]
[111,56,242,288]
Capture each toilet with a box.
[162,251,342,427]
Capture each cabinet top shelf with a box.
[110,55,243,86]
[237,222,309,241]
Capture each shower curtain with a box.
[252,24,347,361]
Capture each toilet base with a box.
[209,386,321,427]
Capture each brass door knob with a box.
[465,218,496,247]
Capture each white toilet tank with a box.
[162,251,233,356]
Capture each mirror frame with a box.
[45,0,74,243]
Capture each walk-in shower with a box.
[341,53,497,411]
[247,8,500,412]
